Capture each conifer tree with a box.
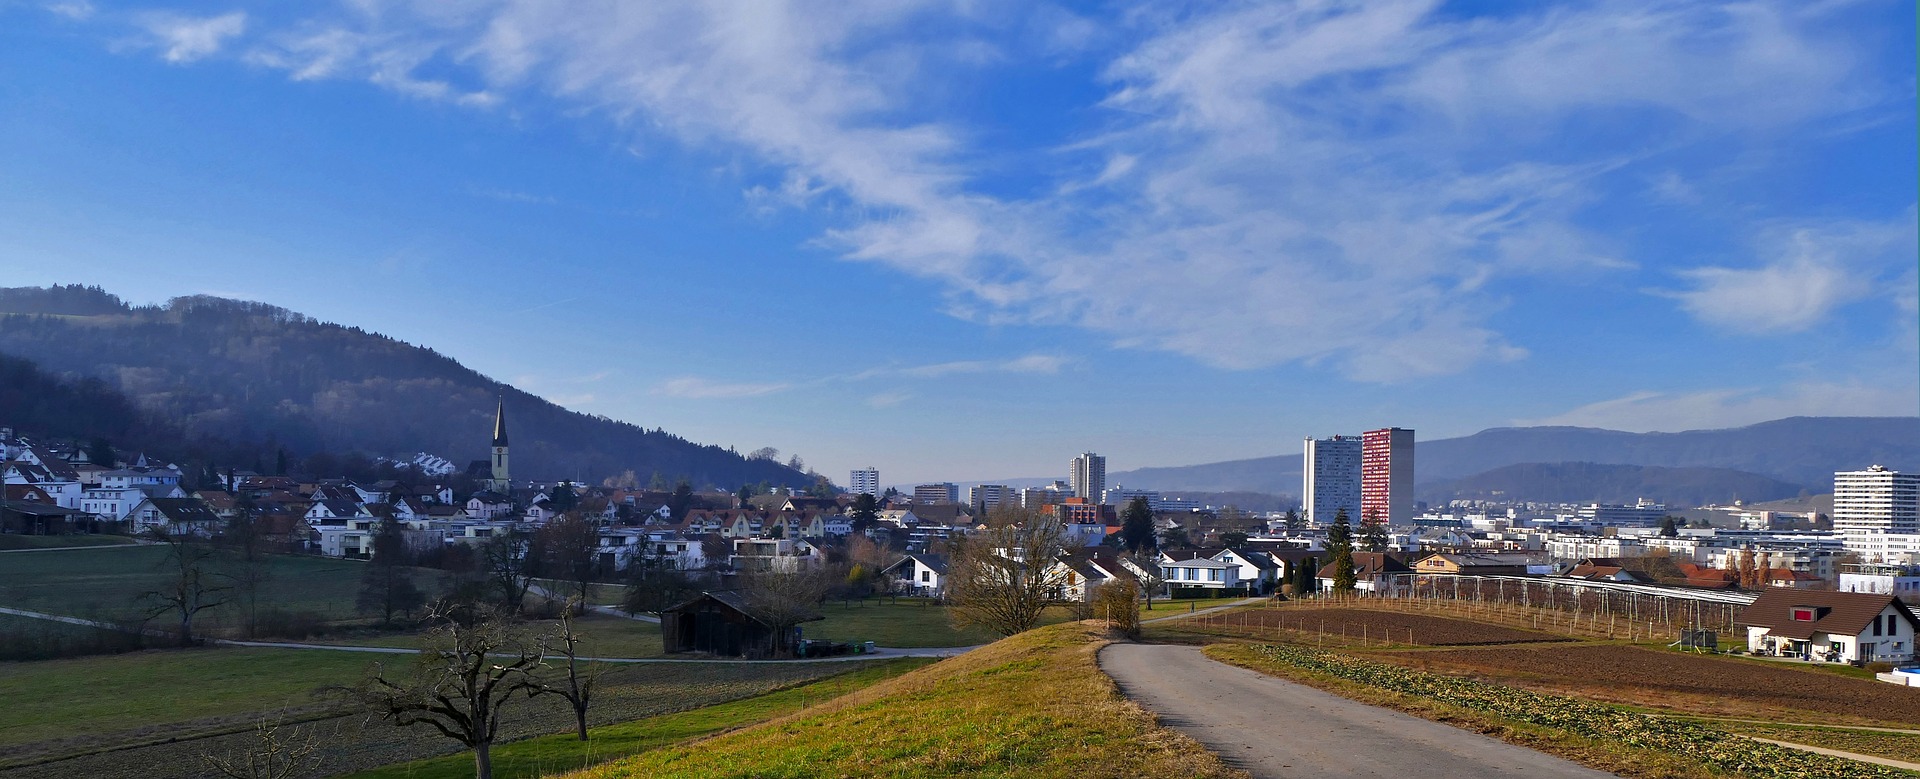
[1328,509,1356,592]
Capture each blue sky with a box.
[0,0,1914,485]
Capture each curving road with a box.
[1101,643,1617,778]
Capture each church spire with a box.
[491,396,509,447]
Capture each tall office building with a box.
[1071,452,1107,501]
[1835,466,1920,537]
[849,467,880,497]
[1361,427,1414,525]
[1303,435,1362,526]
[968,484,1015,513]
[913,483,959,504]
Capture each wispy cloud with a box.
[1522,381,1920,433]
[136,11,246,64]
[654,377,793,399]
[87,1,1902,381]
[851,353,1069,380]
[1663,213,1916,335]
[865,391,912,408]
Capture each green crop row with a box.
[1250,643,1906,779]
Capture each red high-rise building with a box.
[1360,427,1414,525]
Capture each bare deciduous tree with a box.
[1123,550,1165,608]
[535,515,603,605]
[343,614,543,779]
[534,601,605,741]
[143,529,230,646]
[200,719,322,779]
[738,567,835,655]
[483,529,533,614]
[947,511,1072,637]
[1093,579,1141,638]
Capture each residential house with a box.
[1739,588,1920,663]
[1412,552,1533,577]
[1317,552,1414,593]
[730,537,820,572]
[882,553,949,597]
[1562,557,1656,584]
[130,497,223,537]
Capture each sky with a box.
[0,0,1914,485]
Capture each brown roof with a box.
[1318,552,1412,579]
[1737,588,1918,640]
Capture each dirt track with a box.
[1101,643,1617,778]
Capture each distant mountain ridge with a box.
[0,285,809,488]
[1090,417,1920,500]
[1416,462,1809,508]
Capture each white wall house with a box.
[1739,588,1920,664]
[883,553,948,596]
[1161,557,1243,590]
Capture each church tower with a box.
[488,396,511,494]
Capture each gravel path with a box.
[1101,643,1618,778]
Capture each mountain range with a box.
[1088,416,1920,507]
[0,286,809,489]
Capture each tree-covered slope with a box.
[1416,461,1810,508]
[0,286,806,488]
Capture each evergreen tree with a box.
[1293,556,1318,596]
[1658,515,1679,537]
[1328,508,1356,592]
[1119,497,1156,553]
[666,479,695,521]
[86,437,116,467]
[849,492,879,533]
[1360,510,1389,552]
[1282,508,1304,531]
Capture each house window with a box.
[921,570,930,583]
[1209,569,1223,582]
[1790,607,1817,622]
[1874,617,1884,636]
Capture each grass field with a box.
[0,546,430,630]
[1138,597,1229,618]
[348,658,935,779]
[0,647,373,750]
[1,645,880,778]
[314,613,666,658]
[0,534,136,550]
[561,621,1241,779]
[804,600,1010,647]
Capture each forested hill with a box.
[0,285,808,489]
[1416,462,1810,508]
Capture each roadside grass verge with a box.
[1710,723,1920,766]
[1207,642,1907,779]
[560,621,1244,779]
[347,658,935,779]
[0,534,135,550]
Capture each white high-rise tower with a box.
[1303,435,1361,526]
[1071,452,1107,501]
[849,467,880,497]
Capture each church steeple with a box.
[487,396,510,493]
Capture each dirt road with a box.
[1101,643,1617,778]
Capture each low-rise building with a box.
[1739,588,1920,664]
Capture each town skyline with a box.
[2,2,1913,484]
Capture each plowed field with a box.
[1189,607,1568,646]
[1369,643,1920,726]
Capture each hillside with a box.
[1415,462,1809,508]
[0,285,808,488]
[1102,417,1920,495]
[562,621,1238,779]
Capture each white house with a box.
[1160,556,1243,591]
[1739,588,1920,664]
[882,553,949,597]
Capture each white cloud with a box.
[118,1,1896,379]
[1522,382,1920,432]
[854,353,1069,380]
[654,377,793,399]
[44,1,94,21]
[137,11,246,64]
[865,391,912,408]
[1667,214,1916,334]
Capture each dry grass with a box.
[1204,643,1720,779]
[561,621,1245,779]
[1713,723,1920,766]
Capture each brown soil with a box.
[1190,607,1569,646]
[1370,643,1920,727]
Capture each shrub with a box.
[254,609,329,640]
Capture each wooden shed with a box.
[660,591,817,659]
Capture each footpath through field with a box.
[1101,643,1619,778]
